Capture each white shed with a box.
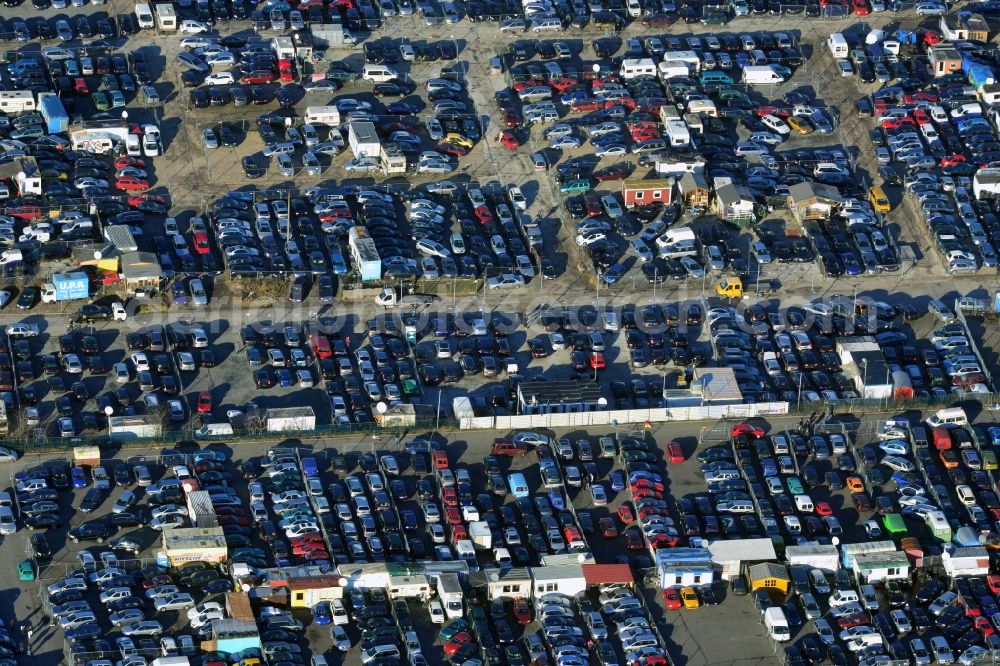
[708,538,777,581]
[942,546,990,578]
[660,564,715,589]
[530,565,585,598]
[486,568,532,600]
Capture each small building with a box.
[748,562,790,594]
[120,250,162,293]
[852,550,910,583]
[622,178,673,208]
[52,272,90,301]
[531,565,585,598]
[677,172,710,212]
[484,567,533,600]
[837,337,892,400]
[942,545,990,578]
[940,12,989,42]
[103,225,138,253]
[348,121,381,158]
[0,156,42,196]
[708,539,776,581]
[691,367,745,405]
[660,563,716,588]
[712,183,756,225]
[841,540,899,569]
[787,181,843,222]
[517,380,607,414]
[212,619,261,656]
[928,44,963,77]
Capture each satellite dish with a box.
[104,406,114,416]
[376,402,388,414]
[597,397,608,407]
[831,536,840,547]
[93,250,102,260]
[592,63,600,73]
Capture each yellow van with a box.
[869,185,891,214]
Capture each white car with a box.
[179,19,212,33]
[203,72,234,85]
[914,1,945,13]
[486,274,526,289]
[130,352,150,372]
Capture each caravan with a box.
[828,32,849,58]
[619,58,657,79]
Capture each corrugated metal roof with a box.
[748,562,788,581]
[708,538,776,563]
[531,565,583,582]
[581,564,634,586]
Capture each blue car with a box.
[548,490,565,510]
[609,470,625,492]
[841,252,862,275]
[761,458,778,477]
[277,368,294,387]
[329,251,349,275]
[71,466,88,489]
[171,281,190,305]
[312,601,332,625]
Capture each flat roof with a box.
[708,538,776,562]
[517,380,606,405]
[692,367,744,403]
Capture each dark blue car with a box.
[71,466,87,489]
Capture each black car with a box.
[16,287,37,310]
[79,488,105,513]
[242,156,265,178]
[68,520,114,543]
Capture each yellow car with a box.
[680,586,701,609]
[787,115,814,135]
[444,133,473,149]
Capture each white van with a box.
[619,58,657,79]
[763,607,790,641]
[362,64,397,83]
[136,2,156,28]
[828,32,849,58]
[926,407,968,429]
[793,494,814,513]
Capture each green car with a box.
[402,378,420,396]
[18,559,35,581]
[91,92,110,111]
[559,179,592,194]
[786,476,804,495]
[440,619,470,641]
[362,626,398,642]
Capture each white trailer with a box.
[469,521,492,550]
[304,106,341,127]
[785,544,840,573]
[108,414,163,441]
[348,121,380,158]
[386,575,431,601]
[0,91,37,114]
[974,168,1000,199]
[265,407,316,432]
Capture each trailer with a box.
[160,527,228,566]
[265,407,316,432]
[108,414,163,441]
[304,106,341,127]
[38,93,68,134]
[974,168,1000,199]
[73,446,101,468]
[785,544,840,573]
[387,575,431,601]
[0,91,36,114]
[154,4,177,31]
[348,121,380,158]
[185,490,219,528]
[348,226,382,282]
[469,521,492,550]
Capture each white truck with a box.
[374,286,436,308]
[436,573,464,620]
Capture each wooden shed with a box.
[677,172,709,213]
[748,562,790,594]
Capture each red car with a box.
[589,352,605,370]
[663,588,682,610]
[911,109,931,125]
[570,99,603,112]
[837,613,870,629]
[443,632,474,656]
[502,109,522,127]
[141,574,174,590]
[730,423,765,439]
[118,157,146,170]
[451,524,469,541]
[941,154,966,167]
[473,205,492,223]
[197,392,212,414]
[814,502,833,516]
[441,487,458,507]
[512,599,532,625]
[437,144,468,157]
[7,206,43,220]
[852,0,870,14]
[617,503,635,524]
[444,506,462,525]
[241,71,276,84]
[193,231,211,255]
[549,77,579,92]
[666,441,684,464]
[632,488,663,500]
[599,517,618,537]
[291,534,324,546]
[116,177,150,192]
[496,130,521,150]
[513,79,546,92]
[73,78,89,95]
